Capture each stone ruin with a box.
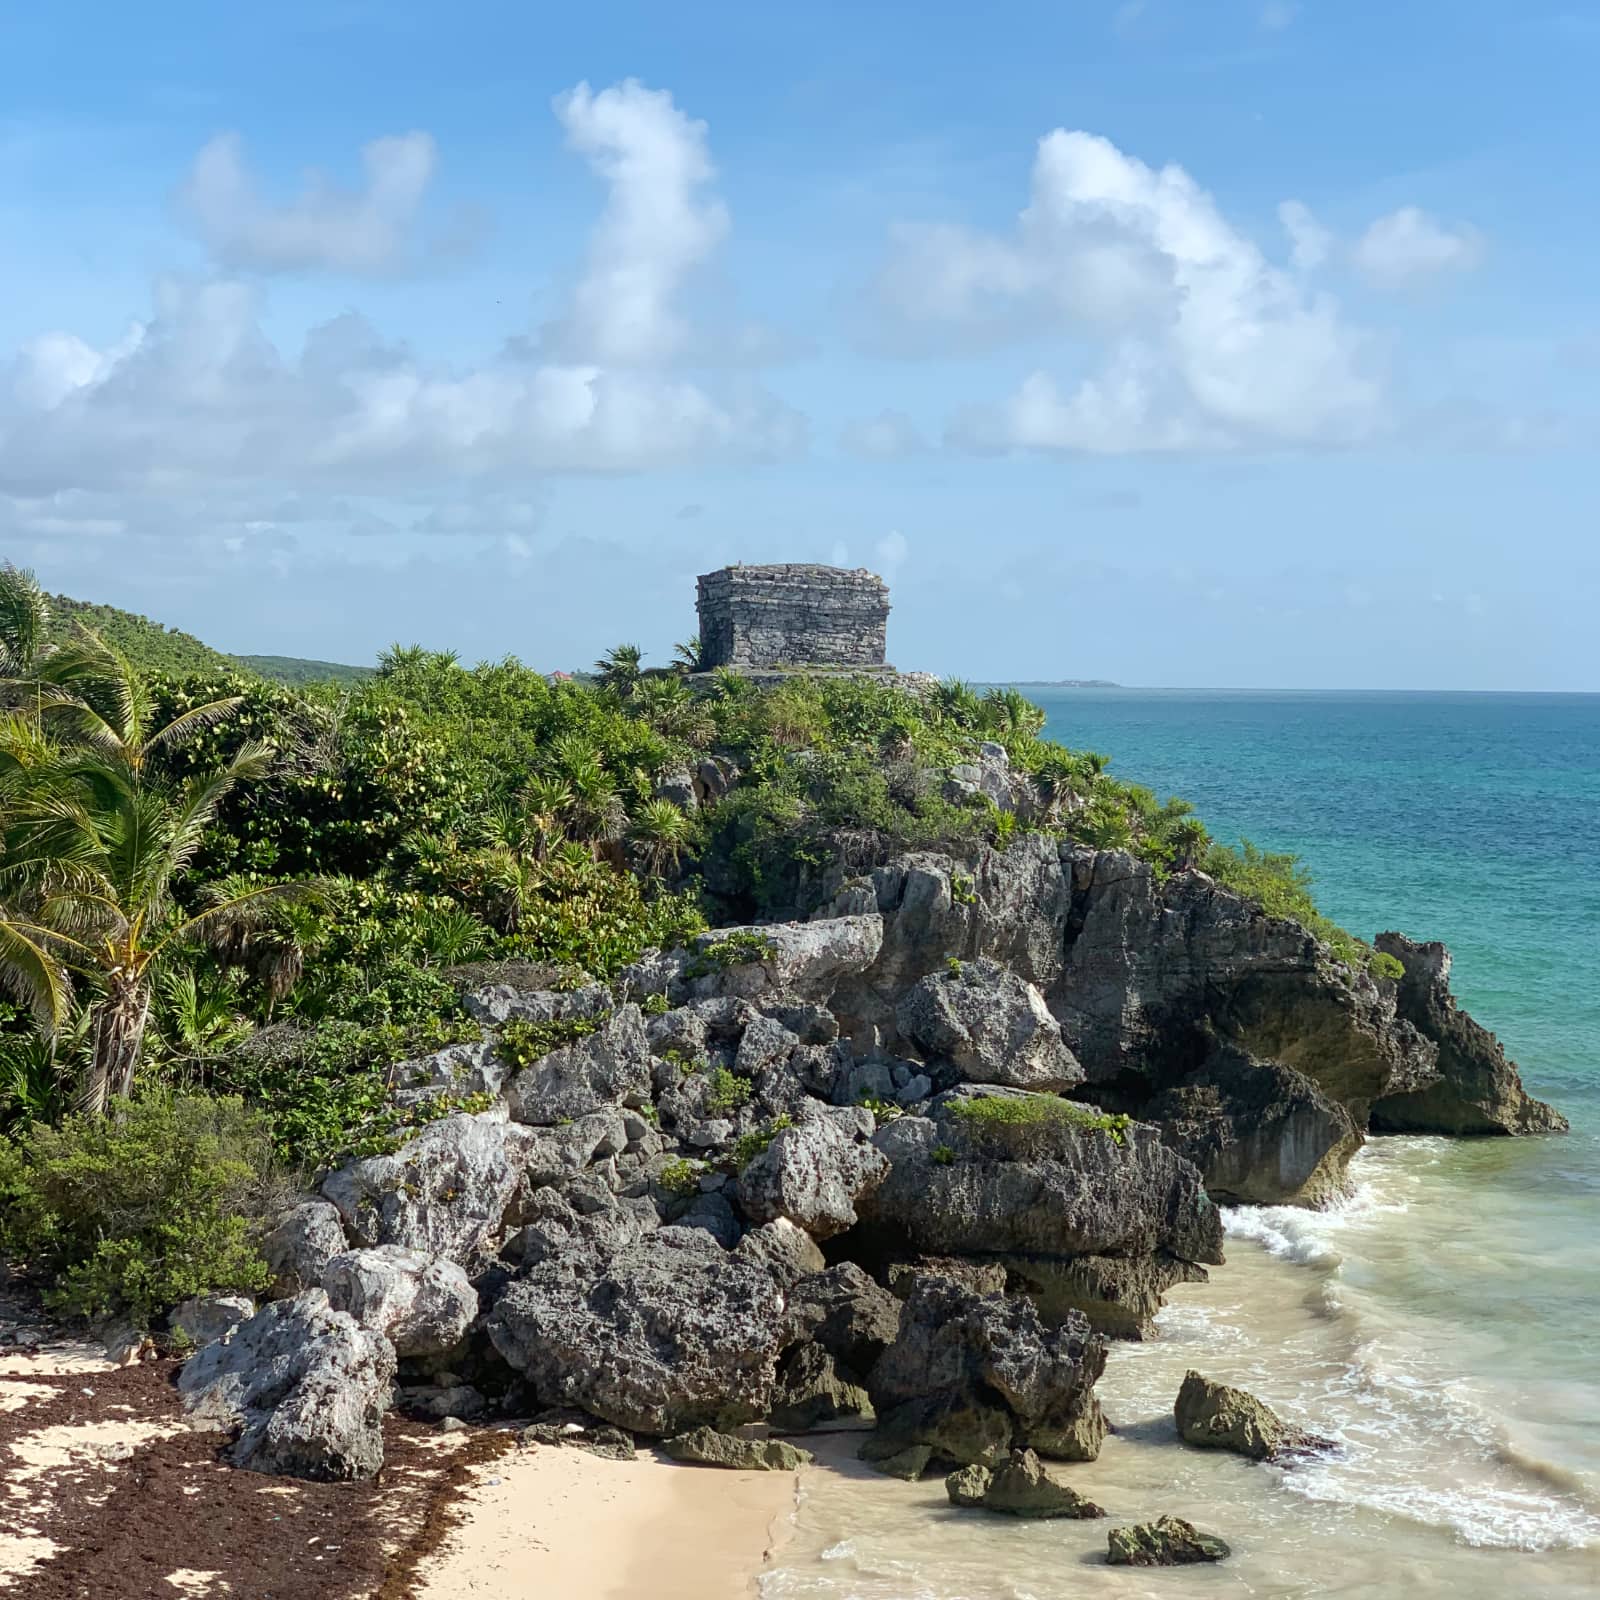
[696,564,890,672]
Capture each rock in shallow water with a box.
[1106,1515,1231,1566]
[1174,1370,1334,1462]
[944,1450,1105,1518]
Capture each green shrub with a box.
[950,874,977,907]
[0,1095,277,1325]
[1372,950,1406,982]
[497,1014,604,1072]
[642,991,671,1016]
[657,1157,703,1196]
[947,1094,1132,1146]
[730,1115,793,1170]
[930,1143,957,1165]
[684,929,778,979]
[704,1066,753,1114]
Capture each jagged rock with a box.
[391,1037,508,1105]
[735,1013,802,1076]
[170,1294,254,1349]
[523,1410,638,1460]
[863,1091,1224,1269]
[885,1258,1008,1300]
[1174,1370,1333,1461]
[662,1426,813,1471]
[401,1383,486,1422]
[679,916,884,1003]
[486,1227,787,1435]
[1106,1516,1231,1566]
[858,1438,933,1480]
[944,742,1033,817]
[781,1263,901,1374]
[321,1109,536,1267]
[738,1108,890,1240]
[462,980,613,1029]
[1000,1252,1206,1341]
[262,1201,348,1299]
[945,1462,992,1507]
[867,1275,1107,1466]
[654,765,699,811]
[1370,934,1568,1135]
[505,1187,658,1271]
[734,1218,828,1287]
[520,1110,635,1188]
[1149,1042,1363,1208]
[897,958,1083,1092]
[321,1246,477,1359]
[769,1343,873,1432]
[965,1449,1106,1519]
[505,1005,652,1126]
[178,1290,395,1480]
[676,1190,745,1248]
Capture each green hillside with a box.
[44,593,370,686]
[234,654,374,687]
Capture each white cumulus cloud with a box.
[179,131,440,275]
[878,127,1383,454]
[1353,207,1484,290]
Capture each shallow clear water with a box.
[765,691,1600,1598]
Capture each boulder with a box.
[1149,1044,1363,1208]
[505,1187,658,1272]
[734,1219,827,1287]
[400,1383,486,1422]
[1106,1516,1230,1567]
[177,1290,395,1480]
[1174,1370,1333,1462]
[780,1263,901,1374]
[857,1438,934,1480]
[321,1246,477,1359]
[262,1200,348,1299]
[462,980,613,1029]
[523,1410,638,1460]
[679,916,884,1003]
[322,1109,536,1267]
[1370,934,1568,1135]
[505,1005,652,1126]
[737,1109,890,1240]
[949,1449,1106,1519]
[486,1227,787,1435]
[661,1426,813,1471]
[863,1091,1224,1269]
[867,1275,1107,1466]
[999,1252,1207,1341]
[768,1344,873,1432]
[170,1294,254,1349]
[896,958,1083,1092]
[391,1037,508,1104]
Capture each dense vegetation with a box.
[0,569,1394,1323]
[233,655,374,687]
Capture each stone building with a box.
[696,564,890,671]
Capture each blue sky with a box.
[1,1,1595,687]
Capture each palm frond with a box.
[0,913,74,1030]
[141,695,248,760]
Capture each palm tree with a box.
[0,565,52,681]
[594,643,644,699]
[673,636,702,673]
[0,630,301,1113]
[629,798,692,879]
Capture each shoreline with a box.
[414,1438,798,1599]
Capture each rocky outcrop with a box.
[737,1108,889,1239]
[262,1200,348,1299]
[178,1290,395,1480]
[768,1343,873,1431]
[321,1246,477,1360]
[505,1005,652,1125]
[1370,934,1567,1135]
[676,916,885,1004]
[170,1294,254,1349]
[662,1426,813,1471]
[866,1274,1107,1467]
[896,957,1083,1092]
[486,1228,787,1435]
[864,1089,1224,1267]
[1174,1370,1333,1462]
[998,1252,1206,1341]
[945,1450,1106,1518]
[1148,1040,1363,1207]
[322,1109,536,1267]
[1107,1517,1231,1566]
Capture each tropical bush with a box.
[0,1094,279,1325]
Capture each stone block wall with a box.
[696,565,890,670]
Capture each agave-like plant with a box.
[628,797,692,879]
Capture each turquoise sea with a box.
[764,691,1600,1599]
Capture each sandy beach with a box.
[414,1437,798,1600]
